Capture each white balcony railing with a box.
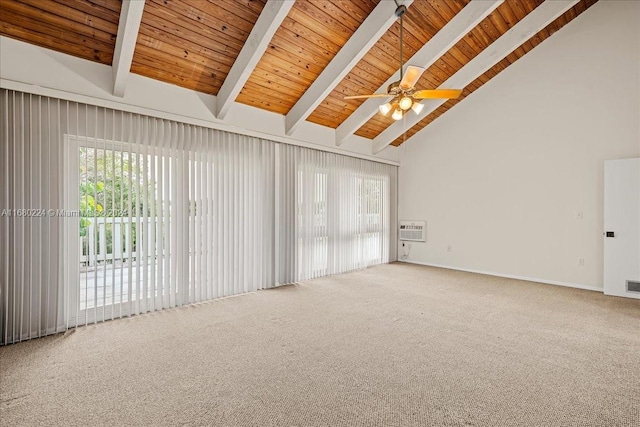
[81,217,159,266]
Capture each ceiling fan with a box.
[344,2,462,121]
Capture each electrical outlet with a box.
[578,258,585,266]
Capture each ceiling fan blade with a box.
[399,65,425,89]
[413,89,462,99]
[343,94,392,100]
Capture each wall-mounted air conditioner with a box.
[399,220,426,242]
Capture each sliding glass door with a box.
[64,136,181,324]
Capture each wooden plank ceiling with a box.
[0,0,122,64]
[132,0,267,95]
[235,0,380,114]
[0,0,599,148]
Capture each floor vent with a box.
[627,281,640,293]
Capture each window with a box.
[291,149,395,280]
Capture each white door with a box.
[604,158,640,299]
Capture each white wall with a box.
[0,36,399,164]
[398,0,640,290]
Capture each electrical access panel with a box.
[399,220,426,242]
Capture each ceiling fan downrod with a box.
[395,3,407,81]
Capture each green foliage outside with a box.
[80,147,154,258]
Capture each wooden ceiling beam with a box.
[112,0,145,97]
[216,0,294,119]
[284,0,413,136]
[372,0,579,154]
[335,0,503,147]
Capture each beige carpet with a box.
[1,263,639,426]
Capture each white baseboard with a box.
[398,259,603,293]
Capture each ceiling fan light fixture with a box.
[379,102,393,116]
[411,101,424,114]
[392,109,403,121]
[398,96,412,111]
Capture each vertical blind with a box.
[0,89,397,344]
[279,144,397,282]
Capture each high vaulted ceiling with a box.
[0,0,597,152]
